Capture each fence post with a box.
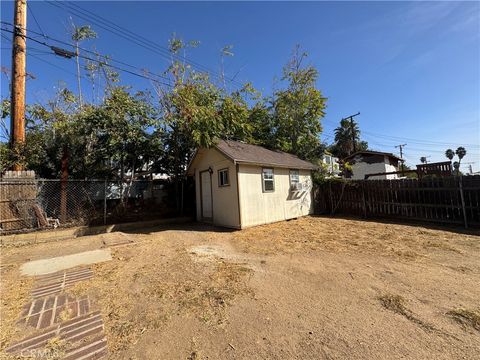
[458,176,468,229]
[361,182,367,218]
[103,179,107,225]
[328,181,333,215]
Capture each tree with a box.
[272,45,327,161]
[71,23,97,107]
[444,147,467,175]
[420,156,428,164]
[456,147,467,163]
[330,118,368,160]
[445,149,455,161]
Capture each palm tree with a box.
[455,147,467,175]
[445,149,455,161]
[333,118,367,159]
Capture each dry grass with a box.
[73,239,255,353]
[379,294,408,315]
[233,216,477,260]
[378,294,435,332]
[0,265,33,352]
[447,308,480,331]
[1,217,478,358]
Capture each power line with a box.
[1,26,172,88]
[29,52,89,80]
[362,129,480,148]
[44,0,244,89]
[64,0,245,87]
[27,2,47,39]
[323,118,479,148]
[1,21,171,84]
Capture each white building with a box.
[321,154,341,176]
[186,140,317,229]
[344,151,402,180]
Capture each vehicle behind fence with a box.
[0,178,195,234]
[315,175,480,228]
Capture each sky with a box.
[1,1,479,171]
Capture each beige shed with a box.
[186,140,317,229]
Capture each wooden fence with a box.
[315,175,480,228]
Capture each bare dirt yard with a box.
[1,216,479,359]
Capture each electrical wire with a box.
[1,21,171,84]
[1,26,172,87]
[27,2,47,39]
[45,0,244,88]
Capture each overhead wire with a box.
[44,0,245,89]
[1,26,172,87]
[27,2,47,39]
[1,21,172,85]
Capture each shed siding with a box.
[193,148,240,228]
[237,165,313,228]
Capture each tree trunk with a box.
[75,43,83,107]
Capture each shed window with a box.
[262,168,274,192]
[218,168,229,187]
[290,170,299,189]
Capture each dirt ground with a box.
[1,216,479,359]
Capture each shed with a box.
[186,140,317,229]
[344,150,402,180]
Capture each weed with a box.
[378,294,435,332]
[447,308,480,331]
[379,294,408,316]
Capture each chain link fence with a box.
[0,178,194,234]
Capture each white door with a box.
[200,171,212,220]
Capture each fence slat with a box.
[316,176,480,228]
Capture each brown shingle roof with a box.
[215,140,317,170]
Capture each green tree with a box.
[444,147,467,175]
[445,148,455,161]
[71,23,97,106]
[455,146,467,175]
[330,118,368,159]
[272,46,327,161]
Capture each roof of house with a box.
[187,139,318,173]
[343,150,403,162]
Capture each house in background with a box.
[344,150,403,180]
[186,140,317,229]
[321,153,341,177]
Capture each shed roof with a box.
[187,140,318,175]
[215,140,318,170]
[343,150,403,162]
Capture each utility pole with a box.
[10,0,27,171]
[395,143,407,174]
[341,112,360,153]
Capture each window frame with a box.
[218,168,230,187]
[262,168,275,193]
[289,169,300,189]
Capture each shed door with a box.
[200,170,213,220]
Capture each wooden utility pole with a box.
[395,143,407,175]
[342,112,360,154]
[10,0,27,171]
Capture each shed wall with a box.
[192,148,240,228]
[237,165,313,228]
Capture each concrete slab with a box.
[20,249,112,276]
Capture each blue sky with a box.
[1,1,479,170]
